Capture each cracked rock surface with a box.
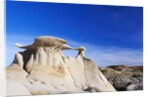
[6,36,116,96]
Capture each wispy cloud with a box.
[6,34,143,67]
[65,40,143,67]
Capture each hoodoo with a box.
[6,36,116,96]
[75,47,86,57]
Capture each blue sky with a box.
[6,1,143,67]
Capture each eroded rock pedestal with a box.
[6,36,116,96]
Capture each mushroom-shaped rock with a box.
[75,47,86,51]
[74,47,86,57]
[15,36,67,49]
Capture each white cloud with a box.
[65,40,143,67]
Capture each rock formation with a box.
[6,36,116,96]
[100,65,143,91]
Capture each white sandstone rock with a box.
[6,36,116,96]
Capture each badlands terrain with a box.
[100,65,143,91]
[6,36,115,96]
[6,36,143,96]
